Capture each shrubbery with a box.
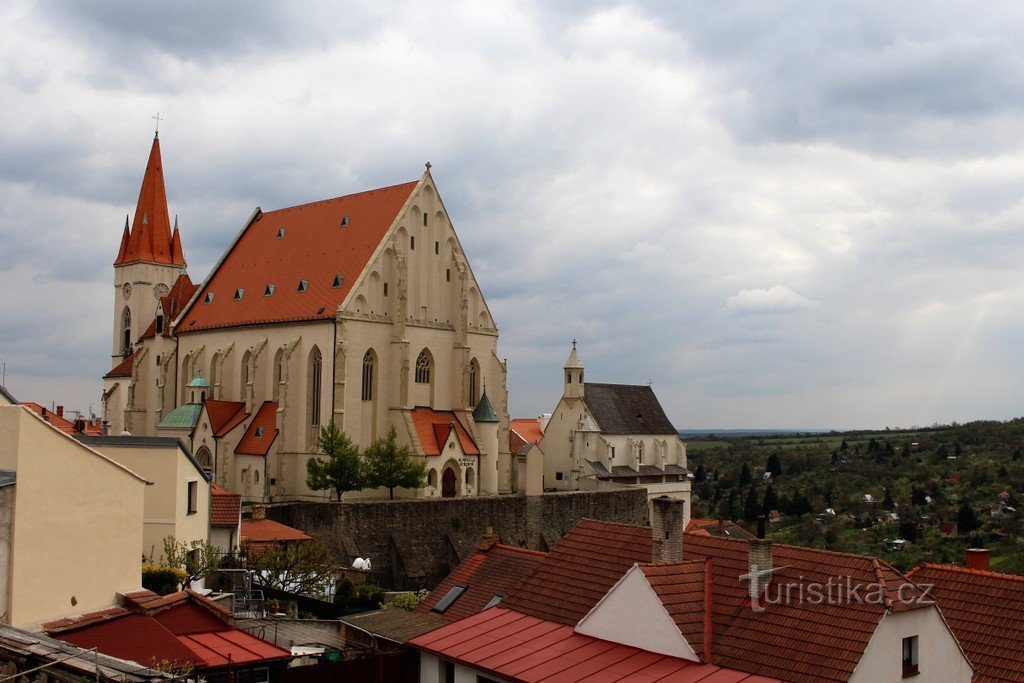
[142,565,187,595]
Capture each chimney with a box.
[251,504,267,521]
[100,420,110,437]
[56,405,64,418]
[965,548,990,570]
[748,515,773,601]
[651,496,686,562]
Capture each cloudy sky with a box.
[2,1,1023,429]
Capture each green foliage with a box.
[766,453,782,477]
[142,565,187,595]
[245,537,338,598]
[306,421,363,501]
[363,426,427,500]
[154,537,221,586]
[957,503,980,533]
[334,579,385,611]
[387,589,430,611]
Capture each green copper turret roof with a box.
[156,403,202,429]
[472,391,499,423]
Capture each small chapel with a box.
[103,133,510,502]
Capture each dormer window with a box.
[264,284,275,296]
[234,289,244,301]
[255,426,264,438]
[340,216,350,228]
[204,292,214,304]
[297,279,308,292]
[276,228,286,238]
[333,275,344,288]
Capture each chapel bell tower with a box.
[564,340,585,400]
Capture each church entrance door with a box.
[442,467,457,498]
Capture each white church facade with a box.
[103,135,509,502]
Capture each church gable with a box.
[175,180,418,334]
[343,175,496,331]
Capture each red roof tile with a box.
[235,401,277,455]
[409,608,781,682]
[907,563,1024,682]
[115,136,184,267]
[510,418,544,453]
[204,400,248,437]
[241,518,312,545]
[42,607,129,633]
[502,519,652,625]
[411,407,480,456]
[417,542,548,622]
[210,483,241,527]
[176,181,418,333]
[686,518,756,540]
[104,350,138,378]
[161,273,197,330]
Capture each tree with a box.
[743,484,760,522]
[157,537,221,586]
[739,462,752,486]
[766,453,782,477]
[957,503,980,534]
[363,426,427,500]
[245,537,339,598]
[306,421,363,501]
[882,488,896,511]
[762,483,779,515]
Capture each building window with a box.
[264,284,275,296]
[423,213,428,227]
[566,371,571,384]
[410,235,416,250]
[610,446,615,460]
[333,274,344,288]
[902,636,918,677]
[555,472,564,481]
[297,279,308,292]
[432,585,467,614]
[204,292,214,303]
[434,241,439,254]
[383,282,389,297]
[121,307,132,357]
[441,660,455,683]
[276,228,285,238]
[361,350,375,401]
[309,347,322,427]
[468,358,480,407]
[187,481,198,514]
[234,288,244,300]
[255,426,264,438]
[340,215,350,228]
[155,314,164,334]
[415,350,431,384]
[446,269,450,282]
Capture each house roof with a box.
[241,518,312,545]
[235,401,278,455]
[408,607,781,682]
[105,350,138,378]
[114,136,185,267]
[21,403,102,436]
[210,483,241,527]
[662,532,932,682]
[203,400,248,437]
[583,383,678,435]
[176,180,418,333]
[77,435,210,482]
[907,563,1024,682]
[0,384,17,405]
[510,418,544,454]
[416,542,548,622]
[161,272,197,327]
[685,518,756,540]
[411,407,480,456]
[46,591,287,671]
[584,460,689,479]
[156,402,202,430]
[0,470,14,488]
[501,518,652,625]
[342,608,446,645]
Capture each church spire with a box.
[114,215,130,265]
[114,135,185,267]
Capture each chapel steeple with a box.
[564,340,584,400]
[114,134,185,267]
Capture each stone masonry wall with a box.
[267,489,649,590]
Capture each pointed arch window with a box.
[121,307,132,357]
[415,350,432,384]
[468,358,480,407]
[308,347,322,427]
[361,350,376,401]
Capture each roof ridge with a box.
[911,562,1024,582]
[492,544,548,557]
[686,530,911,571]
[263,179,419,215]
[871,558,893,610]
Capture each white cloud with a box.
[724,286,818,313]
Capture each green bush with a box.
[333,579,385,610]
[142,565,187,595]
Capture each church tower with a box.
[112,133,186,362]
[563,341,584,400]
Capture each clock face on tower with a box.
[154,283,170,299]
[122,283,132,300]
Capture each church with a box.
[103,134,510,502]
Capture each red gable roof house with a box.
[412,502,975,683]
[103,135,509,505]
[908,550,1024,682]
[45,590,290,678]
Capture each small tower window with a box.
[155,315,164,333]
[383,282,389,297]
[204,292,214,304]
[566,372,572,384]
[264,284,275,296]
[297,279,308,292]
[446,269,451,282]
[423,213,428,227]
[340,216,350,227]
[276,228,286,238]
[410,236,416,250]
[234,289,244,300]
[435,241,439,255]
[333,275,344,288]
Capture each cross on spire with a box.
[152,112,164,137]
[572,338,577,349]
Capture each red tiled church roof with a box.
[176,180,418,333]
[502,518,652,625]
[235,401,277,455]
[416,542,548,622]
[210,483,241,527]
[114,136,185,267]
[204,400,248,437]
[907,563,1024,682]
[411,407,480,456]
[161,272,197,329]
[105,350,138,378]
[409,608,781,682]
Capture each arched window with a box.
[361,350,375,401]
[273,347,285,400]
[415,350,431,384]
[427,469,437,488]
[195,447,212,474]
[468,358,480,407]
[121,307,132,357]
[637,441,645,465]
[240,350,251,399]
[308,346,322,428]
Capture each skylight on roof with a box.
[234,289,244,300]
[297,279,308,293]
[483,593,504,610]
[431,584,467,614]
[340,216,350,228]
[276,228,286,238]
[333,275,344,288]
[255,426,264,438]
[204,292,214,304]
[264,284,276,296]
